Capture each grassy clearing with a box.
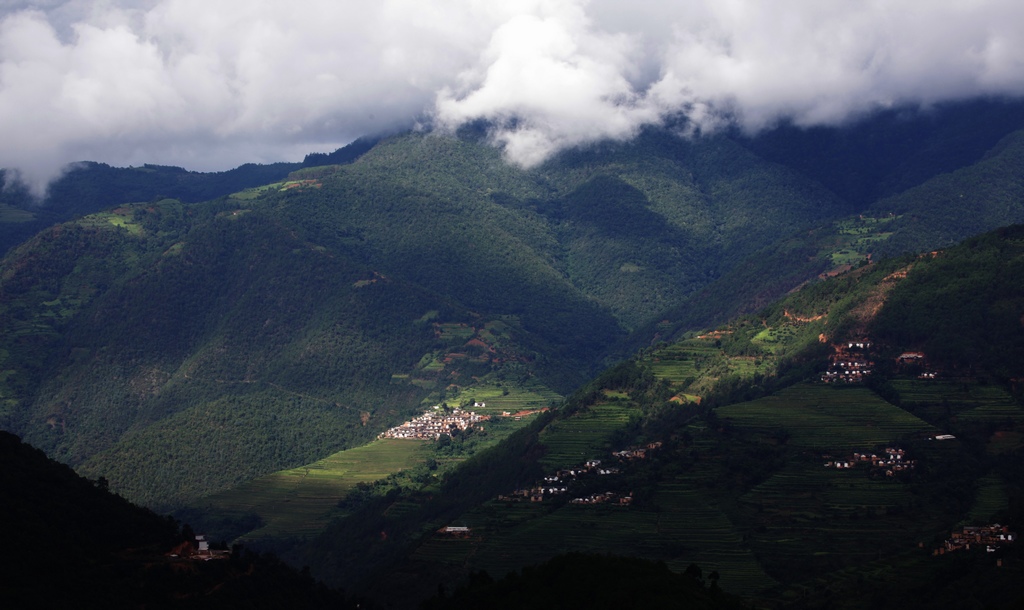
[76,210,144,235]
[435,322,476,342]
[824,216,898,269]
[229,182,286,199]
[834,215,898,236]
[200,439,431,541]
[751,324,801,354]
[227,180,322,200]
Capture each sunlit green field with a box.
[200,439,432,541]
[197,382,561,542]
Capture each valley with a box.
[2,101,1024,608]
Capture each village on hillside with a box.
[379,405,490,440]
[823,446,917,478]
[379,402,550,441]
[166,535,230,562]
[821,338,940,383]
[936,524,1017,556]
[821,339,874,384]
[495,441,663,506]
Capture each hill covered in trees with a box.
[0,430,354,608]
[283,224,1024,608]
[2,101,1024,514]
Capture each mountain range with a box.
[2,98,1024,607]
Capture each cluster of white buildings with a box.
[938,524,1016,555]
[496,442,663,504]
[824,447,917,477]
[570,491,633,505]
[612,441,663,460]
[821,339,873,383]
[380,407,489,440]
[821,358,873,383]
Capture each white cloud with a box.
[434,2,659,166]
[1,0,1023,192]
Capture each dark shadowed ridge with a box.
[0,430,355,609]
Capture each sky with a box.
[2,0,1024,193]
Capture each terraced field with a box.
[192,382,560,543]
[453,382,562,414]
[738,461,934,580]
[891,379,1024,453]
[0,203,34,223]
[655,483,778,595]
[411,483,776,597]
[967,473,1009,523]
[651,339,724,382]
[650,343,707,383]
[406,377,1018,603]
[893,380,1022,421]
[957,388,1024,423]
[717,384,935,449]
[466,505,663,579]
[650,339,773,393]
[538,402,634,469]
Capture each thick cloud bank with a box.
[2,0,1023,192]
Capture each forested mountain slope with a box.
[0,162,299,255]
[2,102,1024,517]
[631,122,1024,350]
[0,127,853,509]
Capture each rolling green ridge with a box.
[0,138,382,257]
[0,162,299,256]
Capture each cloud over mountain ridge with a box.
[2,0,1024,192]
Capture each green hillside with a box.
[634,124,1024,351]
[3,102,1024,608]
[0,138,383,257]
[0,126,866,509]
[291,225,1024,608]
